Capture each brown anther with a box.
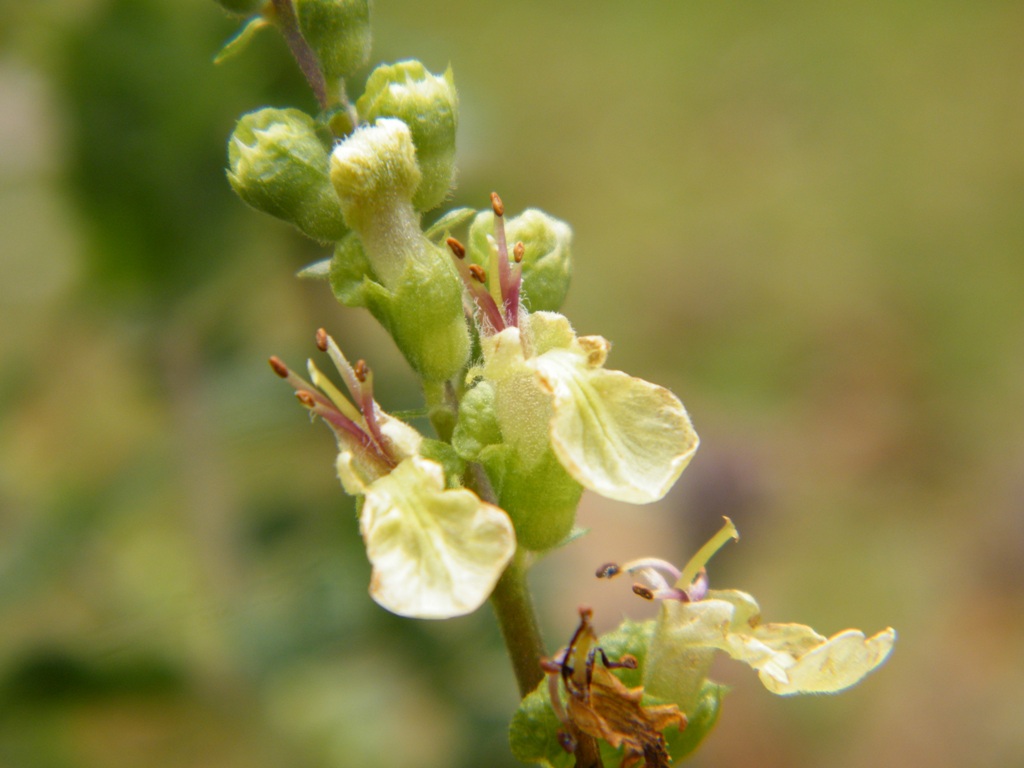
[315,328,329,352]
[354,359,368,383]
[490,191,505,217]
[468,264,487,283]
[295,390,317,407]
[446,237,467,259]
[513,241,525,263]
[595,563,620,579]
[268,356,290,378]
[632,584,655,601]
[618,654,639,670]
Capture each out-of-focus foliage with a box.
[1,1,1022,766]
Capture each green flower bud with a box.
[357,60,458,212]
[329,120,470,381]
[330,118,421,268]
[294,0,371,83]
[227,107,347,243]
[215,0,265,15]
[468,207,572,312]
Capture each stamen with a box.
[633,585,654,600]
[351,361,392,463]
[320,332,366,410]
[445,236,467,259]
[490,191,505,217]
[633,583,691,602]
[274,338,396,469]
[513,241,525,263]
[604,557,683,583]
[271,356,335,411]
[596,555,703,603]
[488,192,519,327]
[308,359,363,424]
[269,356,290,378]
[446,242,506,332]
[595,562,620,579]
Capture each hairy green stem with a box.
[489,550,545,698]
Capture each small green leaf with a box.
[297,256,332,280]
[424,207,476,241]
[213,15,270,65]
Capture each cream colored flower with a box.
[482,311,699,504]
[272,330,515,619]
[600,518,896,707]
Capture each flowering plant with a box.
[215,1,894,763]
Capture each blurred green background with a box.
[2,0,1022,766]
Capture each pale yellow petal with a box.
[360,457,516,619]
[756,627,897,695]
[536,354,699,503]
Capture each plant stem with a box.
[489,550,546,697]
[269,0,328,109]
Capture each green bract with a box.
[358,60,458,212]
[294,0,372,84]
[329,120,470,381]
[482,312,700,505]
[227,107,348,243]
[468,208,572,312]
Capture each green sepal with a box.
[357,61,458,212]
[509,682,574,768]
[328,233,470,382]
[451,380,502,460]
[214,15,270,64]
[468,208,572,312]
[453,381,580,551]
[294,0,371,83]
[666,680,726,762]
[417,439,465,488]
[478,446,581,552]
[227,107,348,243]
[377,250,469,382]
